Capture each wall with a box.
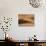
[0,0,46,40]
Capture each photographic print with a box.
[18,14,34,26]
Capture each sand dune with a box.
[18,14,34,26]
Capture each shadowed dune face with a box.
[18,14,34,26]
